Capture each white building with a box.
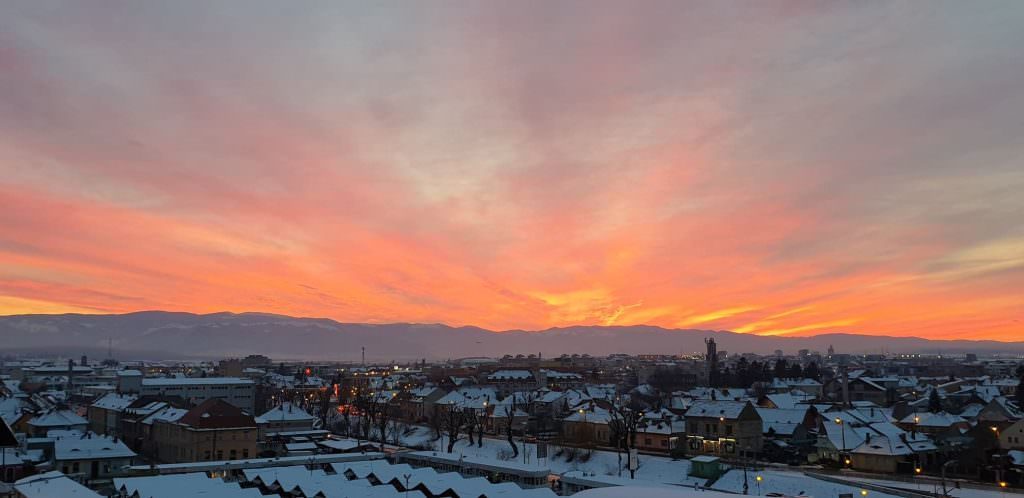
[133,377,255,412]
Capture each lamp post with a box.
[756,475,762,496]
[941,459,959,498]
[835,417,847,466]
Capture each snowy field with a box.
[391,425,706,486]
[712,470,901,498]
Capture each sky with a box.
[1,1,1023,341]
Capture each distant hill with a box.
[0,311,1021,361]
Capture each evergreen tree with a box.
[928,388,942,413]
[773,359,789,379]
[787,363,803,379]
[804,362,821,381]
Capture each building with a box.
[13,471,103,498]
[23,409,88,437]
[484,370,536,395]
[135,377,256,412]
[684,400,763,458]
[151,398,258,463]
[87,393,137,436]
[53,432,136,483]
[255,402,316,436]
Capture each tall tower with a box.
[705,338,718,386]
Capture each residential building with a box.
[684,400,763,458]
[53,432,136,483]
[151,398,258,463]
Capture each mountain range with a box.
[1,311,1022,361]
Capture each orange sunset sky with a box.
[1,2,1022,341]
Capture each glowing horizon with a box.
[2,2,1023,341]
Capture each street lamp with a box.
[835,418,847,466]
[861,490,868,497]
[756,475,762,495]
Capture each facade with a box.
[685,400,763,458]
[255,402,316,436]
[151,398,258,463]
[138,377,256,412]
[87,393,137,436]
[53,432,136,483]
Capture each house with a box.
[636,411,685,453]
[255,402,316,436]
[846,378,891,406]
[1,448,28,483]
[849,434,913,473]
[14,471,103,498]
[24,408,87,437]
[87,393,137,436]
[538,370,584,390]
[484,370,536,395]
[684,400,763,458]
[151,398,258,463]
[998,419,1024,449]
[977,397,1022,423]
[897,412,969,435]
[561,405,612,446]
[53,432,136,482]
[396,386,444,423]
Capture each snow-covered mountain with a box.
[1,311,1021,360]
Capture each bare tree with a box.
[501,392,537,459]
[607,396,644,479]
[361,392,396,452]
[439,405,464,453]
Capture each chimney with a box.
[841,367,850,408]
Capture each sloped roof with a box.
[54,433,136,461]
[898,412,965,427]
[686,400,750,420]
[256,402,314,424]
[177,398,256,429]
[27,409,86,428]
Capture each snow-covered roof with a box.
[256,402,314,424]
[898,412,965,428]
[756,408,808,436]
[116,472,263,498]
[686,400,750,420]
[564,406,613,424]
[54,432,136,461]
[90,393,137,411]
[15,471,103,498]
[27,409,87,428]
[851,435,913,456]
[487,370,534,380]
[142,376,253,386]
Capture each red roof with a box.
[177,398,256,429]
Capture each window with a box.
[229,449,237,460]
[645,438,652,445]
[243,449,249,459]
[72,462,79,473]
[726,425,733,435]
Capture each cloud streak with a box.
[1,1,1022,340]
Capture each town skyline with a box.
[3,2,1024,341]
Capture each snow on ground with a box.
[393,425,705,486]
[851,476,1022,498]
[712,470,902,498]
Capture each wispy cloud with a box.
[0,2,1022,340]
